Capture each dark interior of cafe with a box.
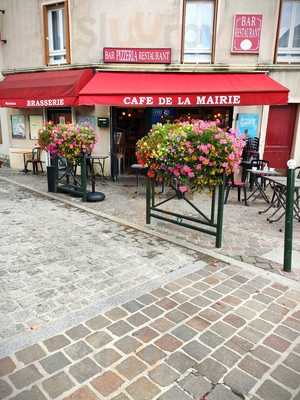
[111,106,233,177]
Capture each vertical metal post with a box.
[81,154,87,202]
[283,160,296,272]
[216,175,225,248]
[210,188,216,224]
[151,179,155,207]
[146,177,151,224]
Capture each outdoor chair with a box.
[224,167,248,206]
[249,159,270,190]
[24,147,44,174]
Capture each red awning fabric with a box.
[79,72,289,107]
[0,69,94,108]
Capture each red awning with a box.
[79,72,289,107]
[0,69,94,108]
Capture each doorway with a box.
[111,106,233,178]
[47,108,72,124]
[264,105,297,169]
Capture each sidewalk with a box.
[0,167,299,280]
[1,254,300,400]
[0,177,300,399]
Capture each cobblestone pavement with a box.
[0,177,300,399]
[0,168,299,279]
[0,180,205,350]
[0,253,300,399]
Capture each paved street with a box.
[0,179,300,400]
[1,168,300,279]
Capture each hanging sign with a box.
[103,47,171,64]
[231,14,263,53]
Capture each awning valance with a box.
[79,72,289,107]
[0,69,94,108]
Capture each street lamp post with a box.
[283,159,296,272]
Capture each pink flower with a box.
[179,186,188,193]
[182,165,193,175]
[200,144,209,154]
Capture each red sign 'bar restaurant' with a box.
[0,67,289,178]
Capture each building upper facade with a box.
[0,0,299,72]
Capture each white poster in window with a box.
[29,115,43,140]
[11,115,26,139]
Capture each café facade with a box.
[0,66,290,177]
[0,0,299,176]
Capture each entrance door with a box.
[264,105,297,169]
[47,108,72,124]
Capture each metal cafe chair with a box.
[224,167,248,206]
[23,147,44,174]
[249,159,269,190]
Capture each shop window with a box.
[183,0,215,63]
[43,2,70,65]
[277,0,300,62]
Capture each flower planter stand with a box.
[47,165,57,193]
[146,176,225,248]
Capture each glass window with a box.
[46,4,68,65]
[183,0,214,63]
[277,0,300,62]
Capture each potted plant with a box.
[38,122,96,193]
[136,119,245,193]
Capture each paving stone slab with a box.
[115,336,143,354]
[197,357,227,383]
[126,377,160,400]
[0,379,13,399]
[224,368,257,396]
[157,385,193,400]
[238,355,269,379]
[9,365,43,390]
[40,351,71,374]
[256,379,292,400]
[91,371,124,397]
[65,340,93,360]
[42,371,74,399]
[65,325,91,340]
[166,351,196,373]
[85,332,113,349]
[207,384,242,400]
[9,385,47,400]
[43,335,71,353]
[137,344,166,365]
[283,352,300,373]
[63,386,98,400]
[115,356,147,380]
[69,357,101,383]
[182,342,209,364]
[179,372,212,398]
[271,365,300,390]
[94,348,122,368]
[0,357,16,377]
[15,344,46,365]
[212,346,240,368]
[148,363,179,387]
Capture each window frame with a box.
[181,0,218,64]
[274,0,300,64]
[43,1,71,66]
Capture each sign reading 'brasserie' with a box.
[103,47,171,64]
[123,95,241,106]
[232,14,263,53]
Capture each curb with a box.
[1,175,299,289]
